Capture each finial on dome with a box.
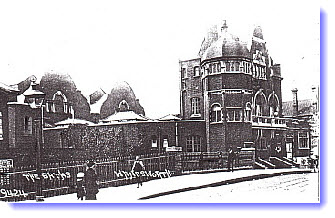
[221,20,228,32]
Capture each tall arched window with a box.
[269,93,280,117]
[253,90,267,116]
[52,91,68,113]
[210,104,222,123]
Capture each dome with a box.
[201,33,250,61]
[99,80,145,118]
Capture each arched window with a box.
[245,103,252,122]
[253,90,267,116]
[210,104,222,123]
[119,100,130,112]
[269,93,280,117]
[52,91,68,113]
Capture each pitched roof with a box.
[90,93,108,114]
[101,111,148,123]
[158,114,181,121]
[55,118,94,126]
[282,99,317,117]
[0,82,19,93]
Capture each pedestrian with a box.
[84,161,99,200]
[132,156,145,188]
[76,172,85,201]
[227,147,235,172]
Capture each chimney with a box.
[292,88,298,116]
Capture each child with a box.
[76,172,85,200]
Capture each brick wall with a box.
[42,120,206,163]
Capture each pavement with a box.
[26,168,314,203]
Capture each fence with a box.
[0,150,254,202]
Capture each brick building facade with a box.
[179,21,311,160]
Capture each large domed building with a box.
[89,81,145,122]
[180,21,288,158]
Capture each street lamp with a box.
[24,81,45,202]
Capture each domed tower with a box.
[199,21,253,152]
[180,21,285,157]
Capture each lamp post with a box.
[24,80,45,202]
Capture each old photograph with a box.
[0,0,320,205]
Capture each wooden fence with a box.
[0,150,254,202]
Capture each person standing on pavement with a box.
[132,156,145,188]
[227,147,235,172]
[76,172,85,200]
[84,161,99,200]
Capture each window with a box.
[217,62,221,72]
[210,104,222,123]
[186,136,201,152]
[225,62,230,72]
[193,66,200,77]
[212,64,216,73]
[52,91,68,113]
[181,68,187,78]
[181,81,186,90]
[24,116,32,135]
[269,94,279,117]
[227,109,242,122]
[119,100,130,112]
[0,112,3,140]
[245,103,252,122]
[257,130,267,150]
[259,137,267,150]
[191,97,200,115]
[163,136,169,148]
[299,132,309,149]
[151,136,158,148]
[235,62,240,71]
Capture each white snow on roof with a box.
[90,93,108,114]
[102,111,148,123]
[0,82,19,93]
[55,118,94,126]
[22,85,45,96]
[158,114,181,121]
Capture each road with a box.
[20,168,319,203]
[146,172,319,203]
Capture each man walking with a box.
[227,147,235,172]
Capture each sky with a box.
[0,0,320,119]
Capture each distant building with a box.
[282,87,319,162]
